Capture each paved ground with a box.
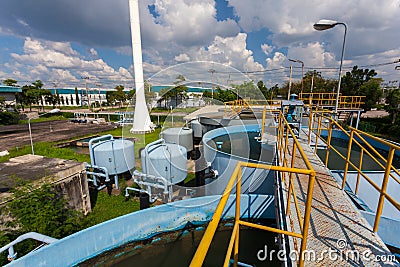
[361,110,389,118]
[0,120,115,151]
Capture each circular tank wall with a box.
[141,143,187,184]
[202,124,276,195]
[161,127,193,152]
[92,139,135,175]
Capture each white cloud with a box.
[89,48,98,58]
[261,44,273,55]
[228,0,400,59]
[174,53,190,62]
[288,42,336,69]
[5,38,133,87]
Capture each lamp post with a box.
[314,19,347,117]
[288,58,304,95]
[287,64,293,100]
[28,108,60,155]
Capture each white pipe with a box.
[0,232,58,261]
[88,135,113,165]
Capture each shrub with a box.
[0,111,20,125]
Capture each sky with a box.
[0,0,399,89]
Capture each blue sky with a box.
[0,0,399,89]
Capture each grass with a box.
[84,191,140,227]
[0,142,91,163]
[19,115,67,124]
[150,107,200,113]
[0,119,178,233]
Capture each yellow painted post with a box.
[286,175,293,214]
[283,123,290,168]
[314,115,322,154]
[342,130,354,189]
[234,166,242,267]
[289,143,297,181]
[189,164,241,267]
[373,147,395,232]
[299,172,316,267]
[261,106,266,138]
[308,108,313,145]
[355,149,364,195]
[325,120,333,166]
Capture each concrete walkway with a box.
[285,130,396,266]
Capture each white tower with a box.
[129,0,154,133]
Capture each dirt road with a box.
[0,120,115,151]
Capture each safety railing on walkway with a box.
[223,99,282,117]
[298,92,365,109]
[190,111,316,267]
[309,111,400,233]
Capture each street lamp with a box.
[313,19,347,117]
[28,108,60,155]
[288,58,304,95]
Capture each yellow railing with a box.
[309,111,400,232]
[298,92,365,109]
[190,111,316,267]
[223,99,282,117]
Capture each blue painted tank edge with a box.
[202,124,273,164]
[7,194,274,267]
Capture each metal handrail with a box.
[298,92,365,109]
[310,111,400,233]
[190,111,316,267]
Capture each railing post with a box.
[283,123,290,169]
[342,130,354,189]
[325,120,333,166]
[355,149,364,195]
[234,165,242,267]
[299,172,316,267]
[308,108,313,145]
[373,147,395,232]
[314,115,322,154]
[261,106,266,138]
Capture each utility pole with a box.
[288,58,304,95]
[209,69,215,99]
[81,76,90,109]
[227,74,236,101]
[288,65,293,100]
[52,82,58,109]
[97,83,102,110]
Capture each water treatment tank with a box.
[141,142,187,184]
[161,127,193,152]
[92,138,135,175]
[190,120,203,139]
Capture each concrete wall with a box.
[53,169,91,215]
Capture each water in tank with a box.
[161,127,193,152]
[141,142,187,184]
[92,139,135,175]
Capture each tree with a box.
[385,89,400,124]
[75,87,80,106]
[1,183,83,264]
[43,90,59,108]
[113,85,127,108]
[257,81,277,100]
[3,78,18,87]
[341,66,377,96]
[359,78,383,111]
